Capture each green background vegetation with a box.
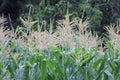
[22,0,120,36]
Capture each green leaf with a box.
[41,60,47,80]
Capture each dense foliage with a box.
[23,0,120,35]
[0,0,120,80]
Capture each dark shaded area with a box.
[91,0,120,35]
[0,0,27,29]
